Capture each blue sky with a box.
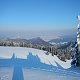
[0,0,80,40]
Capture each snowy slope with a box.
[0,46,72,69]
[0,67,13,80]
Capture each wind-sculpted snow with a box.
[0,46,72,69]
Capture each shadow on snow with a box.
[0,52,65,80]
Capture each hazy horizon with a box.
[0,28,77,41]
[0,0,80,41]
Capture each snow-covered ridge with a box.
[0,46,72,69]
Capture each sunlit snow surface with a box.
[0,46,80,80]
[0,46,71,69]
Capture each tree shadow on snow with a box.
[26,52,54,70]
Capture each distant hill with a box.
[7,38,30,44]
[29,37,52,46]
[49,35,76,43]
[0,37,52,47]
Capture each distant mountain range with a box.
[49,35,77,43]
[0,34,77,46]
[0,37,52,46]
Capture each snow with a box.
[0,46,80,80]
[77,24,80,29]
[23,68,80,80]
[0,67,13,80]
[0,46,72,69]
[78,15,80,20]
[0,67,80,80]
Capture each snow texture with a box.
[0,46,80,80]
[0,46,72,69]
